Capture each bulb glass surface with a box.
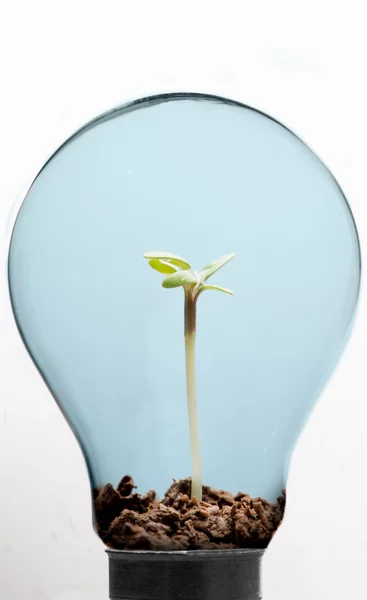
[8,94,361,506]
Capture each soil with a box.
[94,476,285,551]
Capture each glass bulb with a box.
[8,93,360,541]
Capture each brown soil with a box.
[95,476,285,551]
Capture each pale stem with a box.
[184,290,202,501]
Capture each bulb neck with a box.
[106,548,264,600]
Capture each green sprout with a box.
[143,251,235,501]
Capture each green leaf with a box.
[162,270,198,288]
[148,259,177,275]
[144,252,191,270]
[200,284,234,295]
[199,253,235,281]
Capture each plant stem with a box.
[184,290,202,501]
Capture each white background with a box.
[0,2,366,599]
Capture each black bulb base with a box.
[107,547,264,600]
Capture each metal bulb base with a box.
[107,548,264,600]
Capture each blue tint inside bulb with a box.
[8,94,360,507]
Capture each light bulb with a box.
[8,93,360,600]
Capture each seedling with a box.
[143,251,235,501]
